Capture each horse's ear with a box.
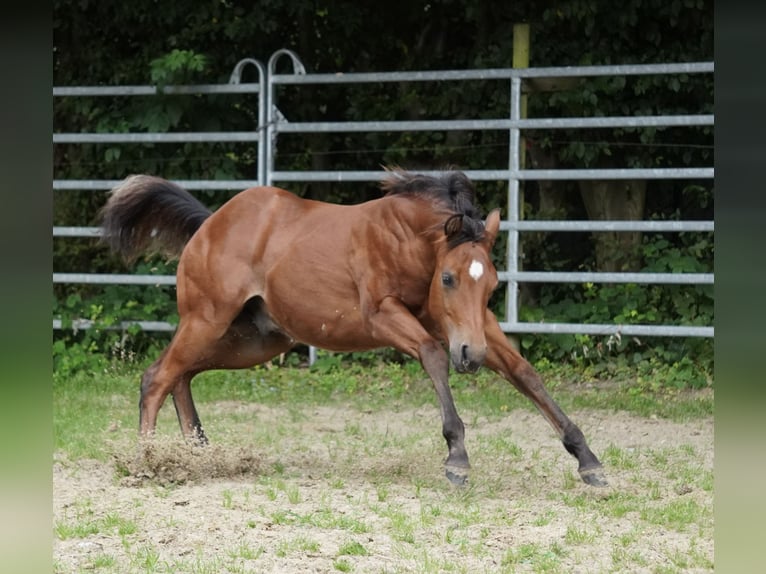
[484,209,501,248]
[444,214,464,240]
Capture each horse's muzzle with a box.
[452,344,486,374]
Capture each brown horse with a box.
[100,169,606,487]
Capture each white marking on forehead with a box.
[468,259,484,281]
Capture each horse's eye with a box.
[441,272,455,288]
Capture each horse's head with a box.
[430,209,501,373]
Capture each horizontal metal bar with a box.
[53,180,260,191]
[52,64,713,100]
[269,168,713,182]
[500,220,714,232]
[272,62,713,85]
[54,221,714,238]
[52,272,713,287]
[519,168,713,180]
[53,273,176,285]
[53,319,177,332]
[53,227,101,237]
[53,84,261,96]
[498,322,713,337]
[275,115,712,134]
[514,61,714,78]
[52,318,712,337]
[54,166,713,191]
[53,132,261,144]
[498,271,713,284]
[53,117,712,145]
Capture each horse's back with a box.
[176,186,361,322]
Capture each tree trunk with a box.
[522,141,569,308]
[578,179,646,272]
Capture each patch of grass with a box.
[602,444,639,470]
[532,509,556,527]
[382,507,417,544]
[257,477,301,504]
[89,554,117,569]
[228,542,264,561]
[102,512,137,536]
[502,542,566,572]
[564,524,596,545]
[55,506,137,541]
[304,507,370,534]
[550,377,713,422]
[270,509,300,525]
[375,483,390,502]
[275,535,320,558]
[597,492,641,519]
[171,555,224,574]
[284,482,302,504]
[53,370,137,460]
[338,540,369,556]
[395,546,474,573]
[54,520,100,540]
[640,498,709,532]
[561,469,579,490]
[131,545,161,572]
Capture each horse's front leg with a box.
[366,299,470,485]
[419,339,470,485]
[483,310,607,487]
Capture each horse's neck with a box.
[387,198,447,270]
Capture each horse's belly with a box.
[279,308,378,351]
[264,294,377,351]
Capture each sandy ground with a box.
[53,404,713,573]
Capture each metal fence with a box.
[53,51,714,340]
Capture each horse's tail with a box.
[99,175,212,263]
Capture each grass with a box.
[338,540,369,556]
[53,356,713,573]
[53,357,712,461]
[54,503,137,541]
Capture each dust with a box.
[108,435,262,487]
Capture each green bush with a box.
[516,231,713,388]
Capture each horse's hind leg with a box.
[139,354,206,443]
[138,317,219,441]
[141,311,294,443]
[483,311,607,487]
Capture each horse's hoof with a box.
[579,467,608,487]
[445,466,469,486]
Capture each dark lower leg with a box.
[484,319,607,486]
[419,340,470,483]
[515,364,607,486]
[442,408,469,469]
[561,421,606,485]
[172,381,207,444]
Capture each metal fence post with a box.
[266,49,316,363]
[266,49,306,187]
[228,58,267,185]
[506,75,523,336]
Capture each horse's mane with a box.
[380,168,486,248]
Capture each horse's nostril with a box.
[461,344,470,367]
